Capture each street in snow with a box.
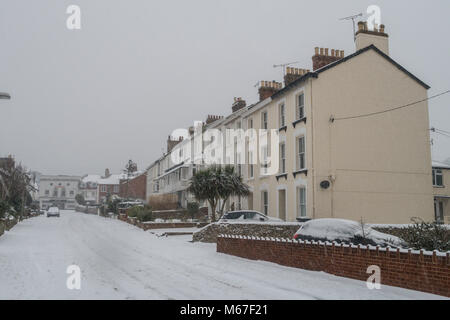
[0,210,444,300]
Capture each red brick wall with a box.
[98,184,120,202]
[217,235,450,297]
[119,173,147,200]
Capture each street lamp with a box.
[0,92,11,99]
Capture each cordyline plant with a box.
[187,165,250,222]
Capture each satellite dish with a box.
[320,180,330,189]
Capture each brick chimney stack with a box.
[355,21,389,55]
[258,81,282,101]
[231,97,246,112]
[205,114,224,125]
[312,47,344,71]
[167,135,183,153]
[284,67,310,86]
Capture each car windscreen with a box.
[222,212,243,219]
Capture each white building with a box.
[38,175,81,210]
[79,174,102,205]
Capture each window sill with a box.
[433,185,445,188]
[276,173,288,181]
[293,169,308,178]
[292,117,307,128]
[278,126,287,132]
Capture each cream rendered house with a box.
[241,22,434,223]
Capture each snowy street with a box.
[0,211,444,300]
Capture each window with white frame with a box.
[297,186,306,217]
[100,185,106,192]
[248,151,254,178]
[279,142,286,174]
[296,136,306,170]
[432,169,443,186]
[262,191,269,215]
[114,185,119,193]
[261,111,268,129]
[279,103,285,128]
[262,145,268,175]
[296,93,305,120]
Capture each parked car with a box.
[219,210,282,223]
[292,218,405,247]
[46,207,60,218]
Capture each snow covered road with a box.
[0,211,445,300]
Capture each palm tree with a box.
[188,165,249,222]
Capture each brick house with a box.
[119,172,147,201]
[97,172,127,203]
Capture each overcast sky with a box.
[1,0,449,175]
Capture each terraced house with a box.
[241,22,433,223]
[432,160,450,223]
[146,22,436,224]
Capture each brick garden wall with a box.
[118,214,208,230]
[217,235,450,297]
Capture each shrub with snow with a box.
[293,218,405,248]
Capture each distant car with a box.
[39,210,45,215]
[46,207,60,218]
[219,210,282,223]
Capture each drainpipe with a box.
[310,79,316,219]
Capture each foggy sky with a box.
[1,0,449,175]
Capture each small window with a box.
[262,146,268,175]
[261,191,269,215]
[296,93,305,120]
[261,111,268,129]
[297,187,306,217]
[100,185,107,192]
[279,103,285,127]
[248,151,254,178]
[280,143,286,174]
[45,190,49,195]
[432,169,443,186]
[296,136,306,170]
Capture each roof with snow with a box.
[432,160,450,169]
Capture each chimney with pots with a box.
[258,80,282,101]
[231,97,246,112]
[355,21,389,55]
[167,135,183,153]
[312,47,344,71]
[205,114,224,125]
[284,67,310,86]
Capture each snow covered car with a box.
[293,218,405,248]
[46,207,60,218]
[219,210,282,223]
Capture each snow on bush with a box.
[293,218,405,248]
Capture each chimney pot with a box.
[357,21,364,31]
[320,47,324,55]
[325,48,329,56]
[379,24,385,33]
[314,47,319,55]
